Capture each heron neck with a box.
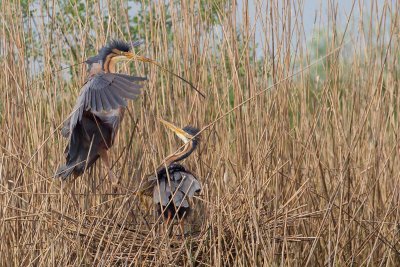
[159,141,196,171]
[103,54,116,73]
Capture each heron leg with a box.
[178,219,185,239]
[99,150,118,185]
[164,210,173,237]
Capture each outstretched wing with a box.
[63,72,146,137]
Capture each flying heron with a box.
[56,40,147,184]
[140,118,202,236]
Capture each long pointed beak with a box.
[159,118,192,142]
[123,52,151,62]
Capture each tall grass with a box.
[1,0,400,265]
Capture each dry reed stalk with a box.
[1,0,400,266]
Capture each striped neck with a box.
[103,54,117,73]
[158,141,196,172]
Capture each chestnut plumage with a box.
[56,40,146,183]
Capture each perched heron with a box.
[140,118,202,235]
[56,40,147,184]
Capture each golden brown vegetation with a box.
[1,0,400,266]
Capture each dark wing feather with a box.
[101,88,119,109]
[90,90,97,110]
[114,73,147,82]
[61,117,71,137]
[65,72,146,136]
[85,90,91,109]
[95,89,103,111]
[113,85,140,99]
[110,89,128,107]
[112,78,142,96]
[98,89,111,111]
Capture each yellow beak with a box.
[159,118,192,143]
[123,52,151,63]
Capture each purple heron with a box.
[141,119,202,235]
[56,40,146,184]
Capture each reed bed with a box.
[1,0,400,266]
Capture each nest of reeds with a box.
[45,196,320,266]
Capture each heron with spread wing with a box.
[140,119,202,235]
[56,40,148,184]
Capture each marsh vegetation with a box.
[1,0,400,265]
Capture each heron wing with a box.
[61,117,71,137]
[66,72,146,136]
[177,172,201,197]
[172,190,187,207]
[153,179,170,206]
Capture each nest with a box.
[43,200,320,266]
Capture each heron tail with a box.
[55,115,109,180]
[55,164,75,179]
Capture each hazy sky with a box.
[127,1,389,41]
[234,0,390,57]
[237,0,388,39]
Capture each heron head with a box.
[159,118,200,145]
[87,40,205,98]
[94,39,143,71]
